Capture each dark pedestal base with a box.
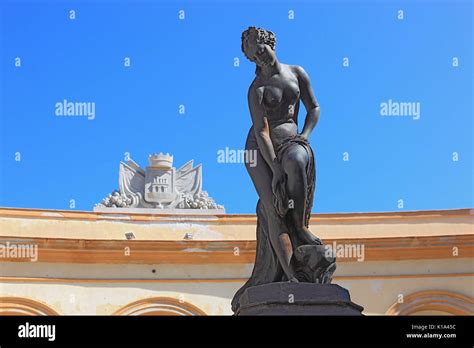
[235,282,364,315]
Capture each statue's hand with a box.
[298,132,309,141]
[262,117,271,138]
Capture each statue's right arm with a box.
[248,86,280,174]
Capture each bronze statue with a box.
[232,27,336,313]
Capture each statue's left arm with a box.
[294,66,320,140]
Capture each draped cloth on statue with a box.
[231,135,316,313]
[272,135,315,228]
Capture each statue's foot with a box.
[288,277,299,283]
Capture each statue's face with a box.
[244,33,276,68]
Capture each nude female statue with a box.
[232,27,335,313]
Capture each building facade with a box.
[0,207,472,315]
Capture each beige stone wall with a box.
[0,208,472,240]
[0,258,472,315]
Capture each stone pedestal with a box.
[235,282,364,315]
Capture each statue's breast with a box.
[262,85,283,110]
[260,80,300,113]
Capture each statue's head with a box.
[241,27,277,73]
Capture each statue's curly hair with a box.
[241,26,276,62]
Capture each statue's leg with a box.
[245,135,297,281]
[281,144,322,245]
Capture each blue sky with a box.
[0,0,472,213]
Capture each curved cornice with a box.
[385,290,474,315]
[113,297,207,316]
[0,296,60,315]
[0,207,471,223]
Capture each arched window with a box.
[0,297,59,316]
[386,290,474,315]
[113,297,207,316]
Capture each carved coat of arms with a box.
[95,153,224,211]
